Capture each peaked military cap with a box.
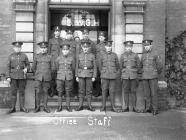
[54,26,61,31]
[142,40,153,45]
[12,41,23,47]
[98,31,105,37]
[37,41,48,48]
[124,41,134,47]
[106,40,113,46]
[81,28,89,34]
[81,40,90,47]
[66,29,73,34]
[60,43,70,49]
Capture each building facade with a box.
[0,0,183,109]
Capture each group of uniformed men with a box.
[6,26,162,115]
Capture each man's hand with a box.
[76,77,79,82]
[7,78,11,82]
[23,68,27,73]
[92,77,95,82]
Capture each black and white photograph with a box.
[0,0,185,140]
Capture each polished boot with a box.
[57,97,62,112]
[152,110,158,115]
[76,97,84,111]
[34,107,40,113]
[8,97,16,113]
[43,107,50,113]
[20,97,29,113]
[66,97,72,112]
[87,97,95,111]
[122,107,129,112]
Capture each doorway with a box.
[49,9,109,43]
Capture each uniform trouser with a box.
[56,79,73,97]
[122,79,137,109]
[10,79,26,108]
[93,69,101,97]
[101,79,116,108]
[35,80,50,108]
[56,79,73,107]
[51,55,58,96]
[78,77,92,99]
[143,79,158,111]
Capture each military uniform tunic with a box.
[141,50,163,111]
[76,52,97,98]
[99,51,120,108]
[55,54,75,97]
[120,51,141,109]
[7,52,30,101]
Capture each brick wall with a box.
[167,0,186,39]
[0,0,15,74]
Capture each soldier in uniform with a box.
[62,29,76,58]
[32,41,53,113]
[141,40,163,115]
[7,41,30,113]
[95,31,106,97]
[120,41,141,112]
[80,28,96,55]
[48,26,62,97]
[75,40,97,111]
[54,44,75,112]
[99,40,120,112]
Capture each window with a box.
[122,1,146,55]
[13,0,37,76]
[49,0,110,4]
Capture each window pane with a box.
[89,0,99,3]
[16,23,33,32]
[61,0,71,2]
[16,33,33,42]
[126,34,143,43]
[16,12,33,21]
[50,0,61,2]
[21,43,33,52]
[25,53,33,62]
[126,24,143,33]
[132,44,143,53]
[125,6,143,12]
[126,14,143,23]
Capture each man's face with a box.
[144,45,152,51]
[66,34,73,40]
[40,47,47,54]
[82,33,89,39]
[62,48,69,56]
[125,46,132,52]
[13,46,22,53]
[54,30,61,37]
[98,36,105,42]
[105,45,112,53]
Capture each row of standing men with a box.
[7,26,162,115]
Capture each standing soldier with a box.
[32,42,53,113]
[141,40,163,115]
[95,31,106,97]
[99,40,120,112]
[54,44,75,112]
[120,41,141,112]
[48,26,62,97]
[80,28,96,55]
[75,40,97,111]
[7,41,30,113]
[62,29,76,58]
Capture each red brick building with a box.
[0,0,184,109]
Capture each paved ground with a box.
[0,109,185,140]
